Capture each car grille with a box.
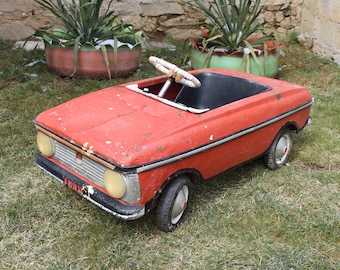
[54,140,106,188]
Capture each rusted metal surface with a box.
[34,68,313,221]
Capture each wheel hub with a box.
[171,186,189,224]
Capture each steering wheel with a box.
[149,56,201,89]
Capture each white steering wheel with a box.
[149,56,201,88]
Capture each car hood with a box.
[35,86,209,167]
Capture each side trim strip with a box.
[136,100,313,173]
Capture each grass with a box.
[0,39,339,269]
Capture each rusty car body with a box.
[34,57,313,231]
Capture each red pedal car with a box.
[34,56,313,232]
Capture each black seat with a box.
[174,72,269,110]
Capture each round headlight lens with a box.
[103,169,126,198]
[37,131,55,157]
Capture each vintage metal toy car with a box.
[34,56,313,232]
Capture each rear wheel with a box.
[264,127,293,170]
[157,175,192,232]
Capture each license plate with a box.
[62,175,83,195]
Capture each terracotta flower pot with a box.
[45,44,142,78]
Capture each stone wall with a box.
[0,0,303,41]
[0,0,49,40]
[258,0,303,34]
[300,0,340,65]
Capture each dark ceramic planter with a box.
[45,44,142,78]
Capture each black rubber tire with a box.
[157,175,192,232]
[264,127,293,170]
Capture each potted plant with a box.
[34,0,144,78]
[189,0,280,77]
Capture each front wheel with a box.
[157,175,192,232]
[264,127,293,170]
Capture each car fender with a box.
[153,168,203,202]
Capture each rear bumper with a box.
[35,153,145,220]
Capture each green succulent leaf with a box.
[192,0,274,52]
[34,0,144,47]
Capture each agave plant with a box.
[191,0,275,53]
[35,0,143,47]
[189,0,280,76]
[34,0,143,77]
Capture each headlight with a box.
[37,131,55,157]
[103,169,126,198]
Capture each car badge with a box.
[76,152,83,165]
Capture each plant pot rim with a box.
[44,42,142,51]
[189,37,280,57]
